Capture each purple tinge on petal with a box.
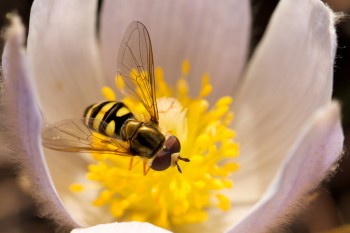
[232,0,337,203]
[100,0,250,98]
[71,222,172,233]
[226,102,344,233]
[1,15,79,231]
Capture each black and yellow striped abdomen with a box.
[84,101,134,138]
[84,101,165,158]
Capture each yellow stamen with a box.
[181,59,190,75]
[102,86,116,101]
[155,67,172,97]
[177,78,189,97]
[70,183,84,192]
[116,74,125,90]
[74,60,239,230]
[199,73,212,98]
[216,194,230,211]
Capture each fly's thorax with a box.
[120,119,142,140]
[125,121,165,158]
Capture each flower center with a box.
[70,60,239,229]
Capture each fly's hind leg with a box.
[143,160,151,176]
[129,157,134,170]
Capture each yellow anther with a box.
[181,59,190,75]
[216,96,233,107]
[140,70,149,79]
[69,183,84,192]
[224,112,234,125]
[102,86,116,100]
[130,68,139,80]
[189,155,203,163]
[214,106,229,117]
[216,194,230,211]
[91,153,109,161]
[130,213,147,222]
[93,190,113,206]
[195,180,206,189]
[201,73,210,85]
[116,74,125,90]
[199,84,212,98]
[110,201,126,217]
[177,78,188,96]
[222,179,234,188]
[155,67,173,97]
[76,61,239,229]
[196,134,211,146]
[155,67,164,80]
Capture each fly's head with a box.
[150,135,190,173]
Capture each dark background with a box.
[0,0,350,232]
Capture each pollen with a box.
[79,60,239,229]
[70,183,84,192]
[181,59,191,75]
[102,86,116,101]
[116,74,125,90]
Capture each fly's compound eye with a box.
[150,149,172,171]
[165,135,181,153]
[151,136,189,172]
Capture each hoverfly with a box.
[42,21,190,175]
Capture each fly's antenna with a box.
[175,155,190,173]
[179,156,190,162]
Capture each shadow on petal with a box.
[1,15,79,232]
[227,102,344,233]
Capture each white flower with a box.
[0,0,344,232]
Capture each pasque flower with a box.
[0,0,344,232]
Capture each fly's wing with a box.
[117,21,159,124]
[42,118,131,156]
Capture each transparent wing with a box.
[117,21,159,124]
[42,118,132,156]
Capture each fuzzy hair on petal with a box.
[1,14,79,232]
[227,101,344,233]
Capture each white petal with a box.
[72,222,171,233]
[27,0,105,122]
[27,0,108,226]
[1,15,79,230]
[171,204,252,233]
[45,149,115,226]
[232,0,337,201]
[227,101,343,233]
[100,0,250,97]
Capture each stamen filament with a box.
[73,60,239,229]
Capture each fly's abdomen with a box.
[84,101,134,138]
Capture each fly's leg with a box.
[143,160,151,176]
[129,157,134,170]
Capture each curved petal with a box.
[227,101,344,233]
[1,15,79,231]
[170,204,252,233]
[72,222,171,233]
[232,0,337,201]
[27,0,109,226]
[27,0,105,122]
[100,0,250,98]
[45,149,114,226]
